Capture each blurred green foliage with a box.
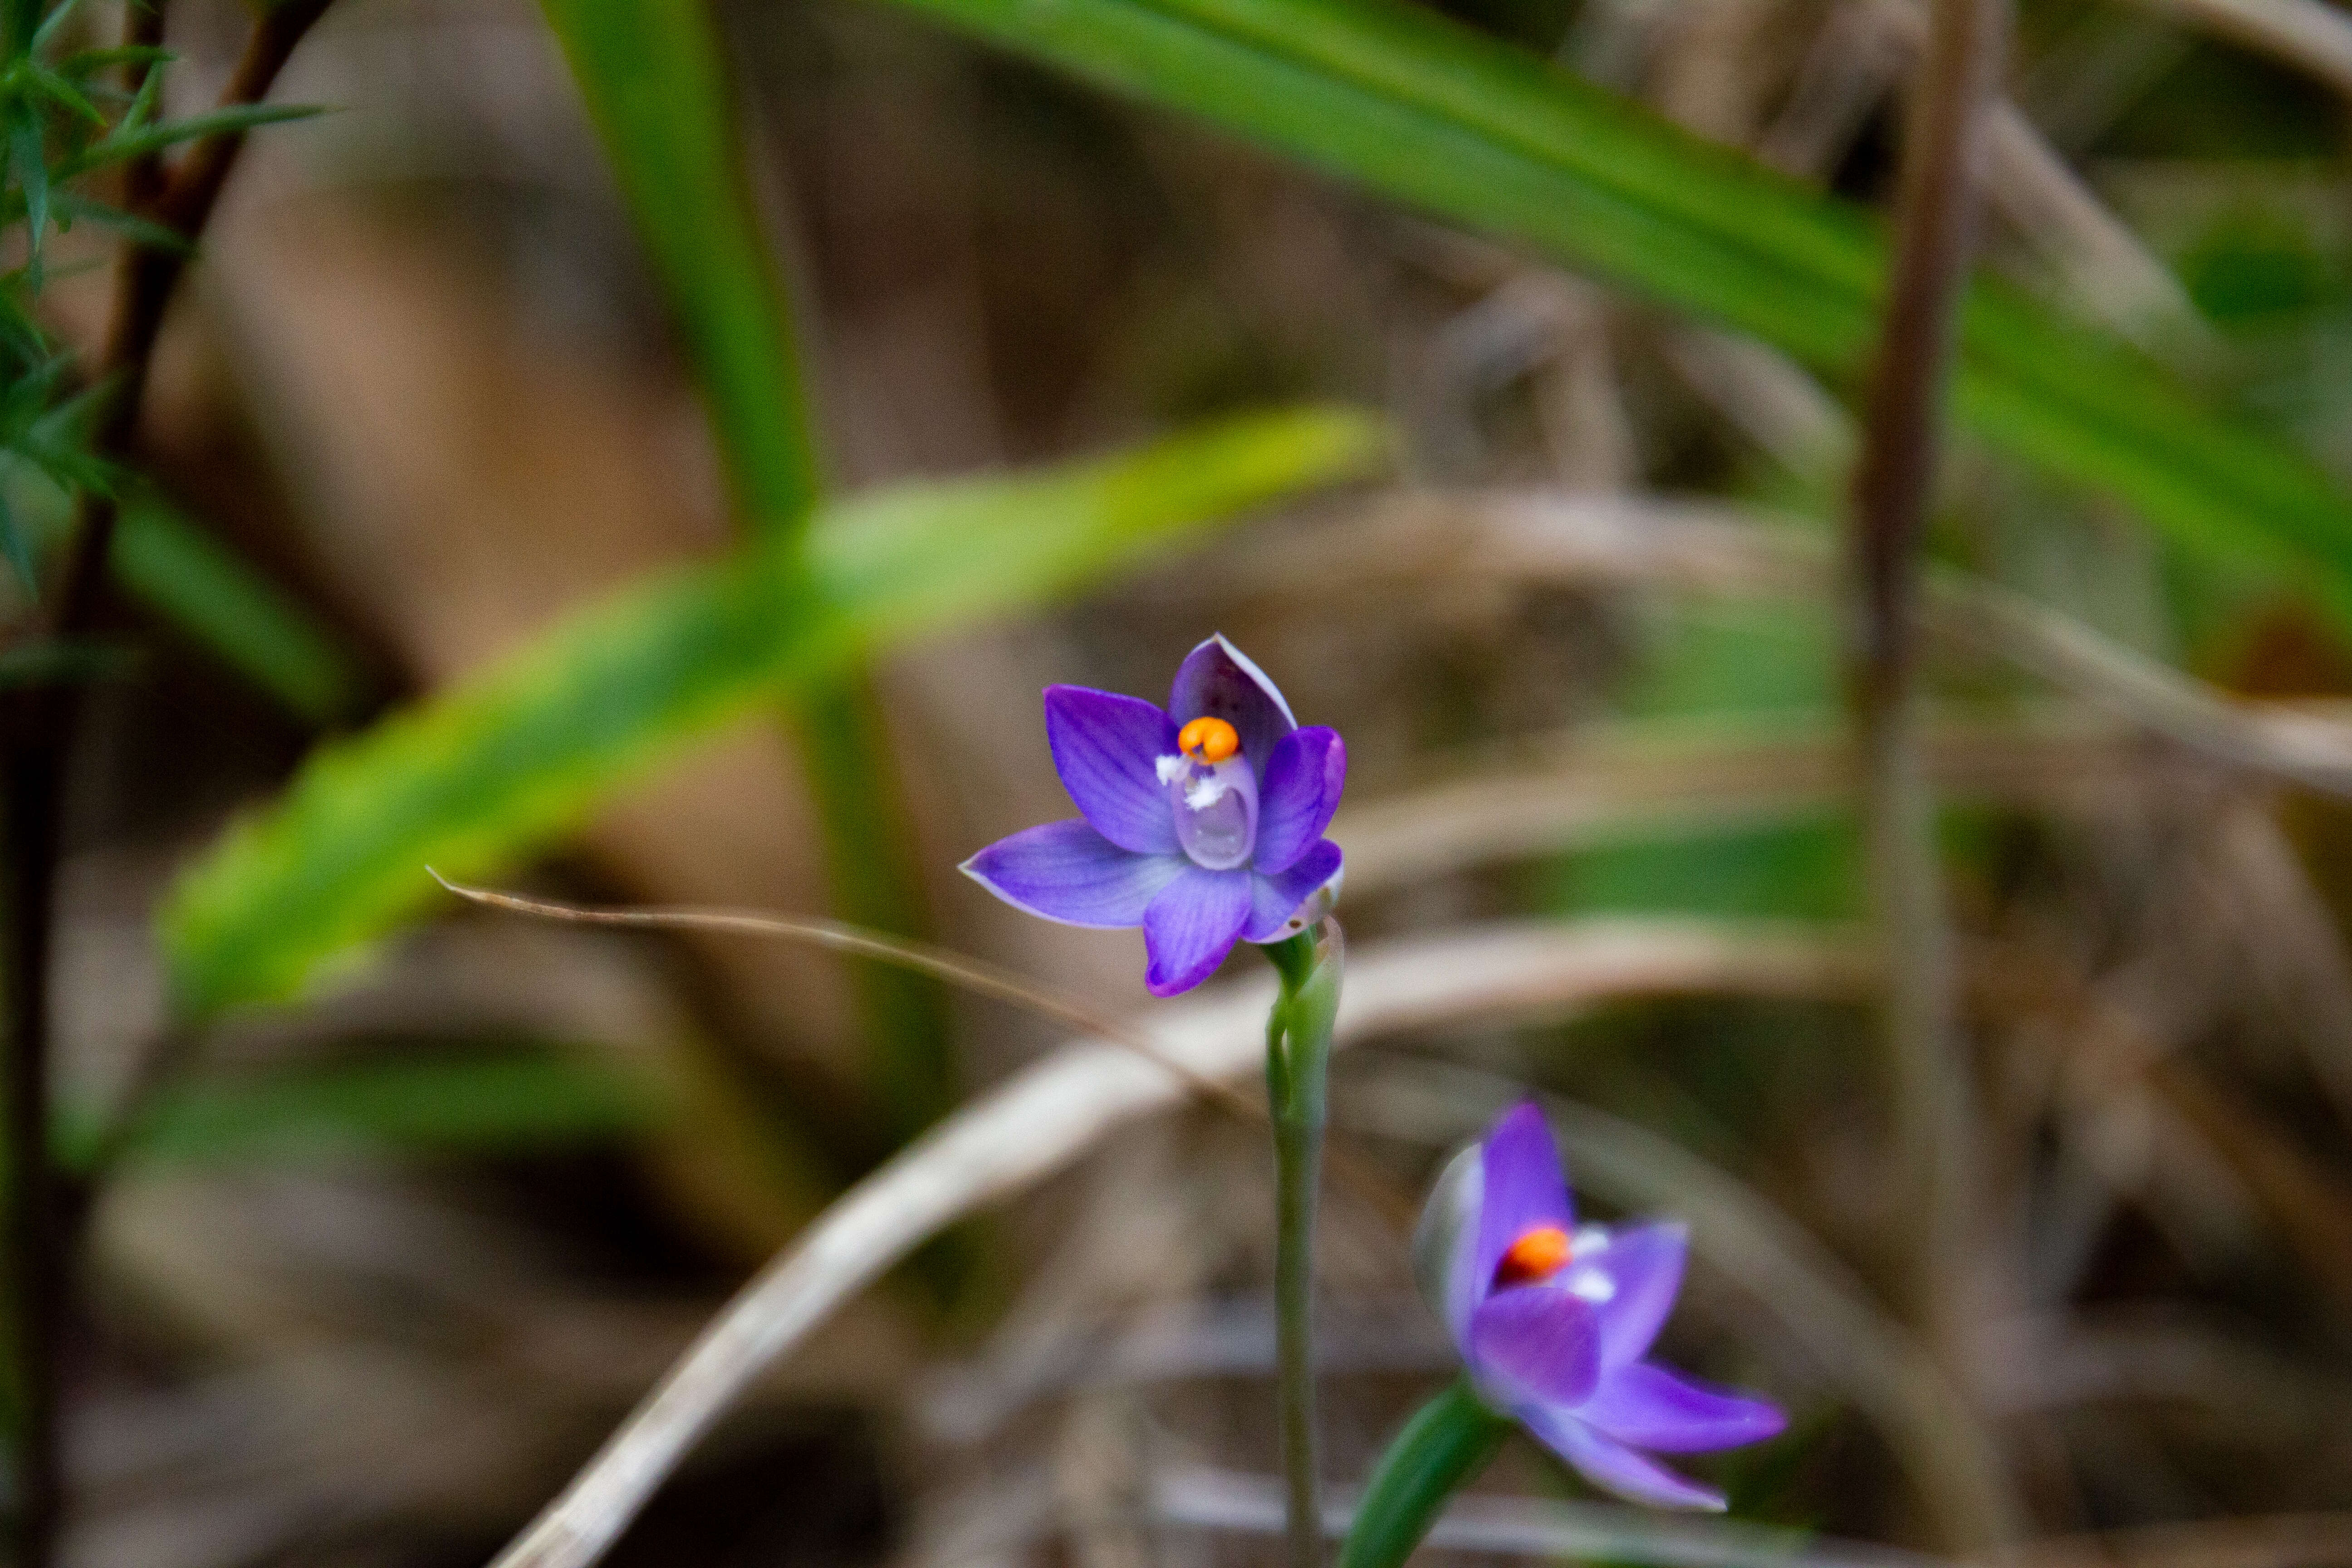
[57,1052,663,1173]
[879,0,2352,619]
[161,407,1387,1019]
[543,0,963,1142]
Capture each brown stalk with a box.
[1842,0,2017,1543]
[1,6,330,1563]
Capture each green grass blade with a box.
[159,406,1386,1019]
[543,0,969,1142]
[792,675,960,1137]
[111,495,365,724]
[55,1053,663,1172]
[539,0,819,531]
[1341,1379,1511,1568]
[877,0,2352,614]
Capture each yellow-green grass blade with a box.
[160,406,1386,1019]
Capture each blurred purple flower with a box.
[962,635,1346,996]
[1415,1102,1785,1510]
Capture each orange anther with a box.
[1179,716,1241,764]
[1494,1225,1573,1288]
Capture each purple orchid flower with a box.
[1415,1102,1785,1511]
[962,635,1346,997]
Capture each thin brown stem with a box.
[2,740,62,1568]
[1,7,332,1561]
[1842,0,2018,1546]
[427,876,1419,1234]
[57,0,332,633]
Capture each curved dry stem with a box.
[483,917,1872,1568]
[430,872,1263,1125]
[431,875,1414,1228]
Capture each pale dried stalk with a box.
[2133,0,2352,98]
[1756,0,2192,345]
[484,918,1870,1568]
[1156,1468,2352,1568]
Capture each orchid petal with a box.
[1412,1143,1485,1352]
[1581,1362,1786,1453]
[1474,1103,1573,1298]
[1242,840,1343,942]
[962,822,1185,928]
[1589,1223,1689,1369]
[1169,635,1295,781]
[1141,865,1253,995]
[1254,727,1347,873]
[1044,686,1181,854]
[1467,1286,1599,1409]
[1517,1404,1728,1510]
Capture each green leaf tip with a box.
[1341,1379,1510,1568]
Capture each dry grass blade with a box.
[1308,495,2352,794]
[1153,1465,1952,1568]
[1852,0,2198,342]
[479,915,1872,1568]
[2022,1513,2352,1568]
[2199,806,2352,1133]
[1155,1469,2352,1568]
[2132,0,2352,99]
[1336,710,2149,896]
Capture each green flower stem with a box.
[1339,1379,1511,1568]
[1263,925,1343,1568]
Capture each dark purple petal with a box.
[1467,1286,1600,1409]
[1474,1103,1573,1299]
[1516,1405,1727,1511]
[962,822,1186,928]
[1142,865,1254,996]
[1253,728,1347,874]
[1044,686,1181,854]
[1579,1362,1785,1453]
[1590,1223,1688,1369]
[1168,635,1295,781]
[1242,840,1343,942]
